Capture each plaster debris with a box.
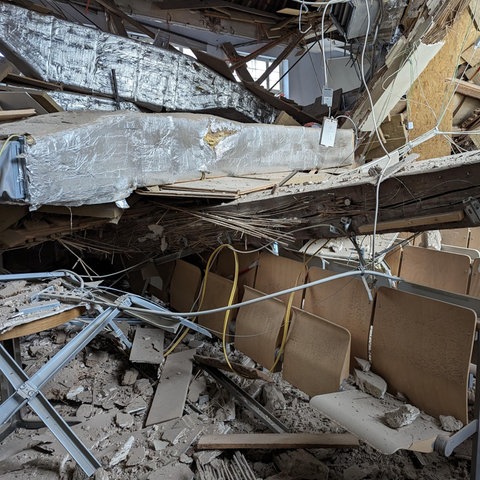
[116,412,134,429]
[122,368,139,386]
[355,357,371,372]
[354,369,387,399]
[146,464,194,480]
[262,383,287,411]
[384,404,421,428]
[126,446,146,467]
[439,415,464,432]
[109,436,135,467]
[273,450,329,480]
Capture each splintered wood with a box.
[371,287,476,424]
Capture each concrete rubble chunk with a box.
[354,369,387,399]
[273,450,329,480]
[109,435,135,467]
[94,468,110,480]
[126,446,146,467]
[384,404,420,429]
[122,368,139,386]
[355,357,371,372]
[66,385,85,400]
[125,397,147,414]
[134,378,154,397]
[146,464,194,480]
[262,384,287,411]
[153,439,169,451]
[439,415,463,432]
[115,412,134,429]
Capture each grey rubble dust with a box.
[0,330,471,480]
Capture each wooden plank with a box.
[145,349,195,426]
[0,307,84,341]
[234,286,285,370]
[191,48,236,82]
[0,108,36,121]
[254,252,307,307]
[399,245,471,294]
[469,258,480,297]
[196,433,359,450]
[169,260,202,313]
[197,272,237,341]
[303,267,373,369]
[448,77,480,99]
[371,287,476,425]
[283,308,350,396]
[193,354,272,381]
[0,205,28,233]
[129,327,164,364]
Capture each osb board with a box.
[303,267,373,368]
[234,286,286,370]
[169,260,202,314]
[469,227,480,250]
[213,248,258,295]
[400,245,471,294]
[407,9,479,160]
[254,252,307,307]
[440,228,470,247]
[282,307,350,397]
[145,349,195,426]
[468,258,480,297]
[197,272,237,341]
[310,390,444,455]
[371,287,476,424]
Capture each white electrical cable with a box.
[293,0,350,5]
[47,270,399,318]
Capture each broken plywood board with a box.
[282,307,350,396]
[399,245,471,294]
[254,252,307,307]
[197,272,237,341]
[234,286,286,371]
[0,91,62,114]
[363,114,408,161]
[469,226,480,250]
[468,258,480,297]
[169,260,202,314]
[384,246,402,277]
[145,349,195,426]
[137,176,277,200]
[371,287,476,424]
[196,433,359,450]
[302,267,373,368]
[0,108,36,122]
[310,390,445,454]
[129,327,164,364]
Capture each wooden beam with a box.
[231,30,296,70]
[449,77,480,100]
[0,109,36,122]
[256,32,306,86]
[196,433,360,450]
[221,42,254,83]
[105,10,128,37]
[94,0,157,38]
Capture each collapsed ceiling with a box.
[0,0,479,261]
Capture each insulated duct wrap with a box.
[0,3,277,123]
[0,112,354,208]
[48,91,140,112]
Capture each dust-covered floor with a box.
[0,326,472,480]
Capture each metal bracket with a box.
[16,380,38,400]
[464,197,480,225]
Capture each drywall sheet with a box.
[400,245,471,294]
[310,390,444,454]
[235,286,286,370]
[169,260,202,314]
[254,253,307,307]
[197,272,237,341]
[129,327,164,364]
[371,287,476,424]
[283,307,350,396]
[469,258,480,297]
[0,111,354,208]
[303,267,372,367]
[145,349,195,426]
[0,3,276,124]
[440,228,470,248]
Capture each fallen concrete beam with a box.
[0,111,354,208]
[0,3,277,124]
